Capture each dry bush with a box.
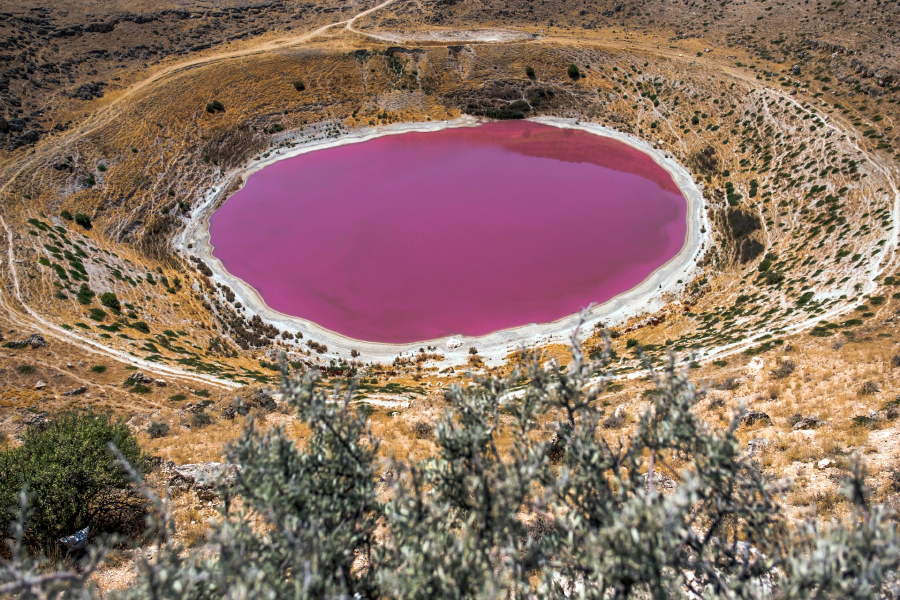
[771,360,796,380]
[201,125,267,170]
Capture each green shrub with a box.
[60,210,73,221]
[90,365,107,374]
[77,283,95,305]
[190,412,212,428]
[88,308,106,321]
[525,66,536,78]
[147,421,170,439]
[16,365,35,374]
[293,80,306,91]
[100,292,120,312]
[74,213,92,229]
[0,411,145,553]
[205,100,225,113]
[168,393,187,402]
[130,321,150,334]
[567,63,580,79]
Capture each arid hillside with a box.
[0,1,899,590]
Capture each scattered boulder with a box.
[59,526,89,552]
[603,405,626,429]
[70,81,106,101]
[746,438,772,457]
[4,333,46,349]
[63,386,88,396]
[644,471,677,494]
[168,462,239,500]
[741,411,771,426]
[715,377,742,391]
[155,379,168,387]
[23,413,50,431]
[793,416,824,430]
[125,371,154,385]
[859,381,880,396]
[34,381,46,390]
[817,458,833,469]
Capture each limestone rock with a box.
[793,416,824,430]
[746,438,772,457]
[125,371,154,385]
[168,462,239,500]
[60,526,89,552]
[741,411,771,426]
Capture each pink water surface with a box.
[209,121,687,343]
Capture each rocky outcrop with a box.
[125,371,154,385]
[167,462,239,500]
[4,333,46,349]
[793,416,824,430]
[741,411,771,427]
[23,413,51,431]
[746,438,772,457]
[69,81,106,100]
[60,526,89,552]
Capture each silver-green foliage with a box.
[3,336,900,598]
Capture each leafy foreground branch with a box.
[3,339,900,599]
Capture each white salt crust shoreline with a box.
[177,116,709,366]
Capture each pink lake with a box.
[209,121,687,343]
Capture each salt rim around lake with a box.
[177,116,708,366]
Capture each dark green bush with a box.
[0,411,145,554]
[77,283,95,305]
[293,80,306,91]
[205,100,225,113]
[567,63,580,79]
[88,308,106,321]
[727,207,762,238]
[525,65,536,78]
[60,210,73,221]
[74,213,92,229]
[100,292,120,312]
